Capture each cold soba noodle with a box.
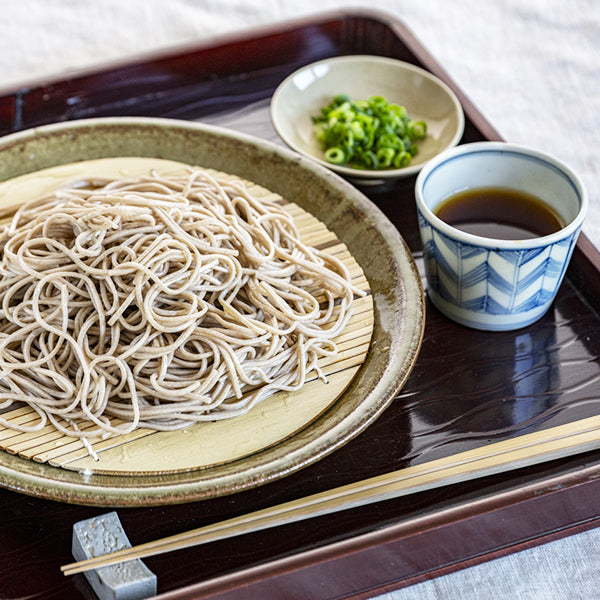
[0,168,361,448]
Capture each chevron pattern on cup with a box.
[418,214,579,317]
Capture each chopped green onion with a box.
[324,147,346,164]
[393,151,412,168]
[312,95,427,170]
[376,147,395,168]
[408,120,427,140]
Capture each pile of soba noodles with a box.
[0,167,361,444]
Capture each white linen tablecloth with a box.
[0,2,598,599]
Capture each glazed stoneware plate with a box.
[271,55,465,182]
[0,117,424,506]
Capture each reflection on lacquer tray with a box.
[395,293,600,465]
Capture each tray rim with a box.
[0,7,599,599]
[150,451,600,600]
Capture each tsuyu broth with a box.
[434,187,565,240]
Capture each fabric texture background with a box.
[377,526,600,600]
[0,1,598,598]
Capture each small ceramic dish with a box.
[270,55,465,182]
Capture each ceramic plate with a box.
[0,117,424,506]
[271,55,465,182]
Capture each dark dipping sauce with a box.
[434,186,566,240]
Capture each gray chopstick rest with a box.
[72,511,157,600]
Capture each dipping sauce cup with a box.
[415,142,588,331]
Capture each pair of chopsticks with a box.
[61,413,600,576]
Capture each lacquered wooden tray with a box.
[1,9,600,600]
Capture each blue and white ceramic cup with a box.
[415,142,588,331]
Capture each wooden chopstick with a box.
[61,413,600,576]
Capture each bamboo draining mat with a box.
[0,158,373,476]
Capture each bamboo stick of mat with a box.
[61,412,600,576]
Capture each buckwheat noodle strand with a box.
[0,169,362,449]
